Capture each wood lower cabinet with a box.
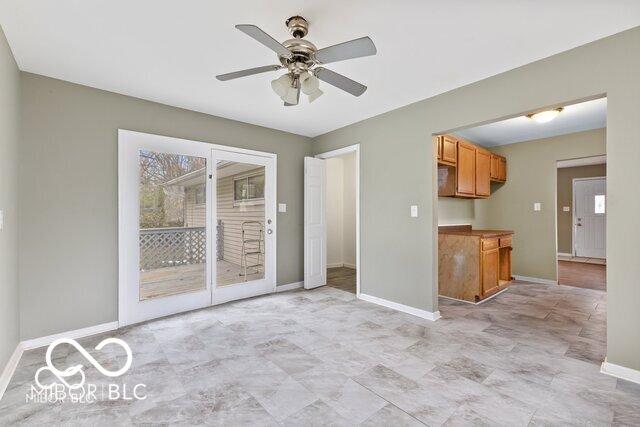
[456,141,476,196]
[439,227,514,303]
[481,247,500,297]
[437,134,506,198]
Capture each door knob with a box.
[577,223,582,226]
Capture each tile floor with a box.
[2,281,639,426]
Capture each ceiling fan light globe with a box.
[283,86,299,105]
[271,74,292,98]
[308,89,323,103]
[301,74,320,95]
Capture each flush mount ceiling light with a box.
[526,107,564,123]
[216,16,377,106]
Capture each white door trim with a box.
[315,144,361,297]
[572,176,606,258]
[118,129,277,326]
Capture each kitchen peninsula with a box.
[439,225,514,303]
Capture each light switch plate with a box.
[563,206,571,212]
[534,203,541,211]
[278,203,287,213]
[410,205,418,218]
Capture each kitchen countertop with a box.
[438,226,513,238]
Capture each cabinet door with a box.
[482,248,500,296]
[475,150,491,197]
[498,157,507,181]
[456,142,476,196]
[490,154,500,180]
[441,136,457,165]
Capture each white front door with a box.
[211,148,277,305]
[119,130,277,326]
[304,157,326,289]
[574,177,606,258]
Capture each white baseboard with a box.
[21,321,120,351]
[358,293,441,321]
[276,281,304,292]
[326,262,344,269]
[601,359,640,384]
[513,275,558,286]
[557,252,573,257]
[0,343,24,401]
[343,263,356,269]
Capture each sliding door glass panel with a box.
[139,150,207,300]
[216,160,266,286]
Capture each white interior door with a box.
[211,149,277,305]
[304,157,326,289]
[119,130,213,326]
[574,177,606,258]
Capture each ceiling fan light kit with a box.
[216,15,377,106]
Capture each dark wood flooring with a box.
[558,260,606,291]
[326,267,356,294]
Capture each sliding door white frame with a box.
[118,129,277,326]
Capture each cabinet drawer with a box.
[499,236,512,248]
[482,238,499,251]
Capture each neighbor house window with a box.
[195,185,205,205]
[594,194,605,214]
[234,173,265,205]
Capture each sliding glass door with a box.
[119,130,276,326]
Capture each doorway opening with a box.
[324,151,357,293]
[304,144,360,295]
[556,157,607,291]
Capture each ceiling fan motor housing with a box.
[286,16,309,38]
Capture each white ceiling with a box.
[454,97,607,147]
[1,1,638,137]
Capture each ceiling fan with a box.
[216,16,377,106]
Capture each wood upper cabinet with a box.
[490,153,507,182]
[440,135,457,166]
[456,141,476,196]
[475,149,491,197]
[498,157,507,181]
[481,246,500,297]
[435,134,507,198]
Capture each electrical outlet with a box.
[278,203,287,213]
[534,203,541,211]
[563,206,571,212]
[411,205,418,218]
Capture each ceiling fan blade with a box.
[235,24,292,59]
[314,36,376,64]
[314,68,367,97]
[216,65,281,81]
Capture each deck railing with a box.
[139,226,206,270]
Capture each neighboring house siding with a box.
[183,168,265,267]
[185,186,206,227]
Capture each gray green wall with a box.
[557,163,607,255]
[19,73,312,340]
[474,129,606,280]
[313,27,640,371]
[0,27,20,372]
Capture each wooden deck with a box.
[140,260,263,300]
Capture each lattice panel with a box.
[140,227,206,270]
